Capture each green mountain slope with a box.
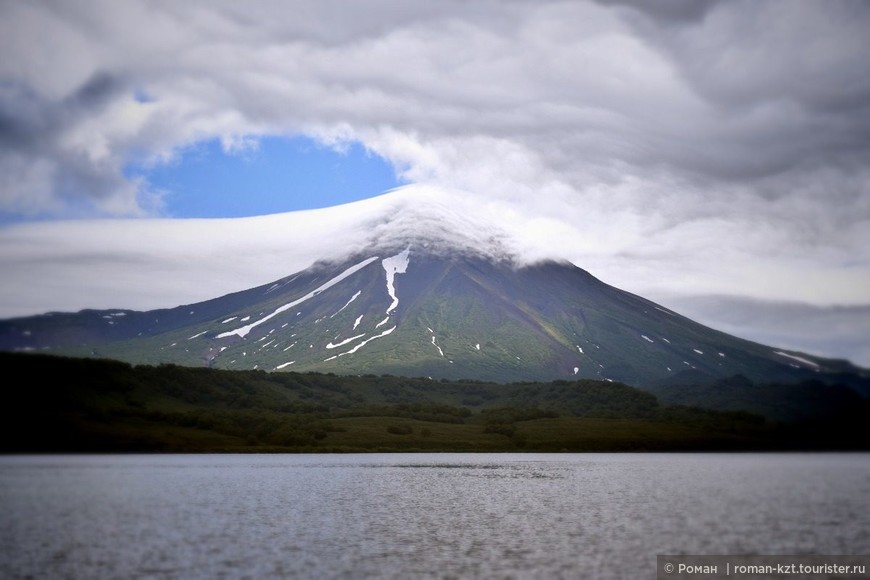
[1,248,866,389]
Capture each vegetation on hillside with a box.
[2,352,867,453]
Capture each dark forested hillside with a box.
[2,352,867,452]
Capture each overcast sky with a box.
[1,0,869,366]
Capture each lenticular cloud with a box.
[0,185,557,318]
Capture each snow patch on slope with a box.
[774,350,819,368]
[341,326,397,356]
[217,257,378,339]
[327,333,366,349]
[331,291,362,318]
[431,337,445,357]
[382,248,410,316]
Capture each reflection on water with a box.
[1,453,868,579]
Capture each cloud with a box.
[0,1,868,362]
[4,2,869,213]
[0,185,507,317]
[596,0,723,24]
[658,295,870,368]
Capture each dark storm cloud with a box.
[66,72,122,110]
[619,0,870,184]
[593,0,723,24]
[0,70,132,214]
[0,72,124,150]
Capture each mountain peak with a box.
[345,186,528,264]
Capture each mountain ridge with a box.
[2,241,866,393]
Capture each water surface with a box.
[1,453,868,578]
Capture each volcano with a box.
[0,198,864,388]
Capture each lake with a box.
[1,453,868,579]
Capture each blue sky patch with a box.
[129,136,403,218]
